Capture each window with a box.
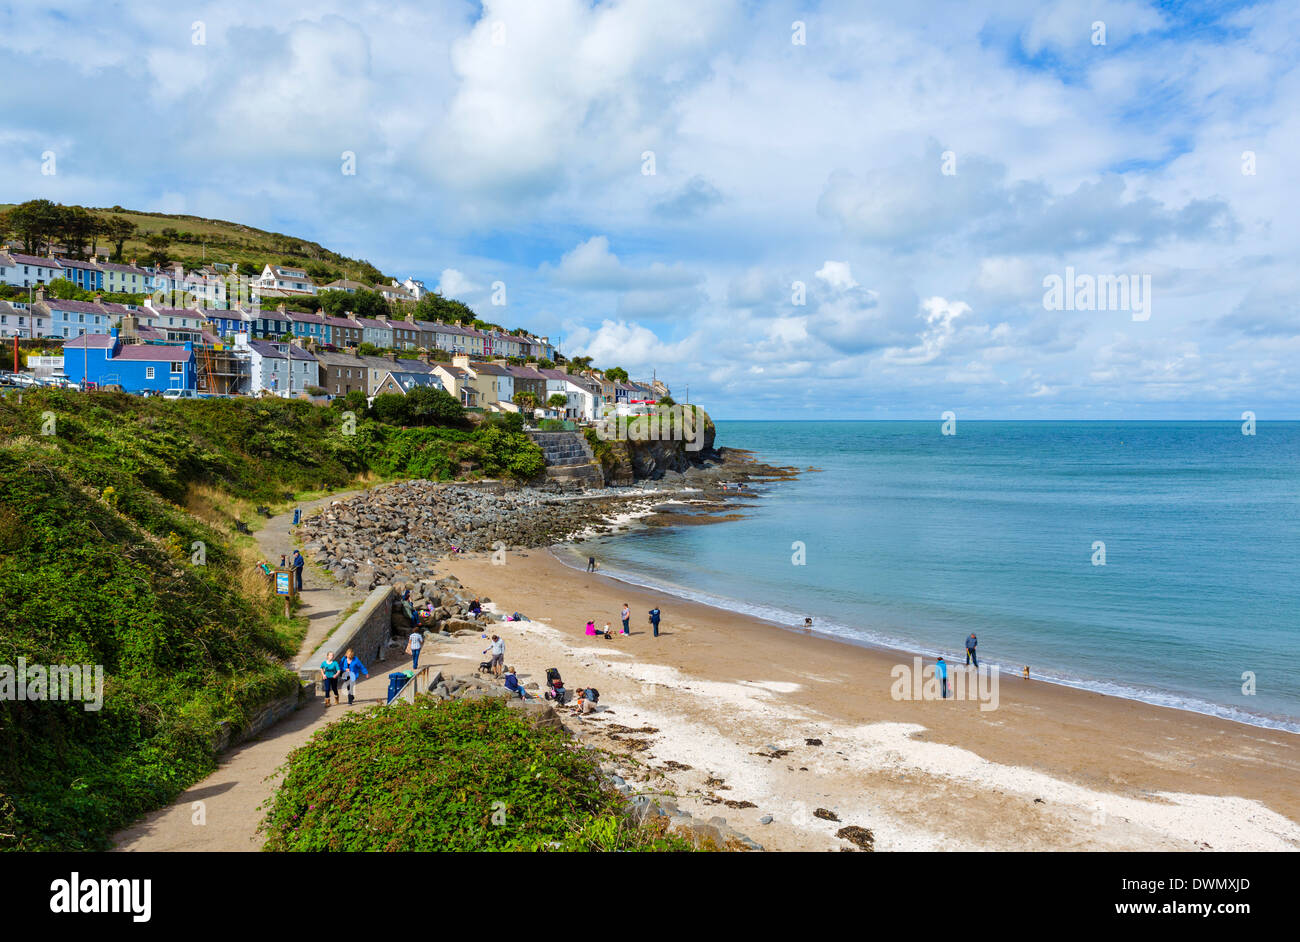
[145,367,156,379]
[62,327,69,337]
[171,362,183,374]
[78,313,85,323]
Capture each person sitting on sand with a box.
[469,598,482,616]
[571,686,598,715]
[585,619,597,636]
[602,622,614,639]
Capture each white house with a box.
[399,277,428,301]
[538,368,600,422]
[256,265,317,295]
[0,300,34,338]
[0,252,64,288]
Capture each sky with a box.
[2,0,1297,419]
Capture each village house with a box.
[62,330,197,393]
[33,294,136,340]
[233,334,317,396]
[314,349,371,397]
[255,265,317,295]
[430,361,479,408]
[373,369,445,397]
[0,251,64,288]
[57,258,104,292]
[98,259,154,296]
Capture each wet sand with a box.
[440,549,1300,852]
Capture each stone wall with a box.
[299,585,395,681]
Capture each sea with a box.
[564,421,1300,733]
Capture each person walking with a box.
[319,650,342,707]
[936,656,949,699]
[587,556,597,573]
[406,627,424,670]
[649,607,661,638]
[620,603,630,635]
[340,648,369,705]
[484,634,505,677]
[291,549,304,592]
[965,633,978,668]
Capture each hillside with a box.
[0,201,388,285]
[0,389,540,850]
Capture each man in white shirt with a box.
[485,635,505,677]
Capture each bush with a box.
[260,698,694,851]
[472,425,545,480]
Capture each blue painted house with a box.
[58,259,104,292]
[64,330,197,393]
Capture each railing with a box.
[389,663,439,705]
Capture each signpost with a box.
[273,568,297,617]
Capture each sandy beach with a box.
[434,547,1300,852]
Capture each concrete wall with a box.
[299,585,395,681]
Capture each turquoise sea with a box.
[570,421,1300,732]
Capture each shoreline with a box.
[549,541,1300,736]
[437,547,1300,851]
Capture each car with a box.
[161,388,203,400]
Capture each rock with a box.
[814,808,840,822]
[759,815,773,825]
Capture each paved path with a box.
[113,488,394,851]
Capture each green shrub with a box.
[259,698,694,851]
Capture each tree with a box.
[102,216,137,262]
[657,395,676,407]
[144,233,171,267]
[537,358,555,370]
[47,278,92,301]
[7,199,64,254]
[547,393,569,410]
[406,386,466,427]
[413,292,477,325]
[512,390,538,413]
[319,287,389,320]
[60,207,98,259]
[604,366,629,383]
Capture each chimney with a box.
[492,358,507,366]
[277,303,286,313]
[386,351,397,362]
[35,287,47,302]
[453,353,470,370]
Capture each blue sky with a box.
[2,0,1297,419]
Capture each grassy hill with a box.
[0,202,388,285]
[0,389,540,850]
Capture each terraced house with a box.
[99,259,154,295]
[32,293,136,339]
[0,251,63,287]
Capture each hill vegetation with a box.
[260,697,694,851]
[0,198,386,285]
[0,389,540,850]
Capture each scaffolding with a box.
[196,343,246,395]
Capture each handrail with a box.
[389,663,438,705]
